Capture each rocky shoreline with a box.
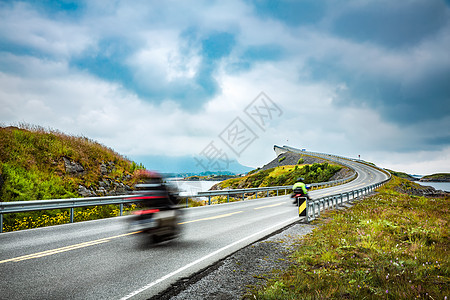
[419,178,450,182]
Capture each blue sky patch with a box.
[248,0,326,26]
[201,32,236,60]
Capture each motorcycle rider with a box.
[291,177,310,203]
[134,171,178,209]
[130,170,182,243]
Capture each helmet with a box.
[296,177,304,182]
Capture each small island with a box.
[420,173,450,182]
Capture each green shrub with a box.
[218,163,342,190]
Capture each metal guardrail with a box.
[195,173,357,204]
[0,195,141,233]
[306,180,390,222]
[0,173,356,233]
[0,147,390,233]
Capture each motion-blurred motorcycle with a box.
[129,181,183,244]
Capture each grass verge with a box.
[246,176,449,299]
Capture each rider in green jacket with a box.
[291,177,310,203]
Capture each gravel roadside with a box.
[150,222,315,300]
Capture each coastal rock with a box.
[329,167,354,181]
[96,187,107,195]
[260,152,328,171]
[419,178,450,182]
[394,182,448,197]
[63,157,85,176]
[78,185,93,197]
[100,161,116,175]
[100,164,108,175]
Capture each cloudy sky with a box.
[1,0,449,174]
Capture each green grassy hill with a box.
[0,125,147,232]
[212,162,343,190]
[0,125,144,202]
[387,169,418,181]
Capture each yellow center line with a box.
[178,211,243,225]
[0,231,139,264]
[254,202,286,210]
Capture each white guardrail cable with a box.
[0,147,391,232]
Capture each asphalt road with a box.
[0,159,388,300]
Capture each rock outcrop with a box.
[77,180,131,197]
[62,157,132,197]
[259,152,328,171]
[63,156,85,176]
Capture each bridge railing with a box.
[276,145,392,221]
[279,145,391,178]
[306,178,390,222]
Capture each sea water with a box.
[416,181,450,192]
[167,180,222,196]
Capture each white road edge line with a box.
[120,216,299,300]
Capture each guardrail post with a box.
[0,214,3,233]
[256,192,258,199]
[120,203,123,216]
[208,195,211,205]
[318,200,321,218]
[70,207,74,223]
[242,193,245,201]
[227,194,230,203]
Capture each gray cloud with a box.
[1,0,449,174]
[331,1,449,48]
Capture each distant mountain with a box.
[129,154,253,175]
